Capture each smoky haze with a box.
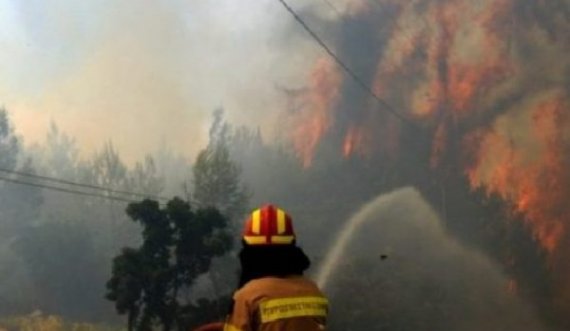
[0,0,322,163]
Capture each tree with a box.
[192,110,249,223]
[106,198,232,331]
[80,142,165,257]
[0,109,44,316]
[88,142,130,190]
[0,109,43,235]
[130,156,165,197]
[0,108,20,171]
[191,111,251,310]
[30,122,81,179]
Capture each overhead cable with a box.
[0,167,169,202]
[275,0,419,129]
[0,175,137,203]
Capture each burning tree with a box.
[278,0,569,328]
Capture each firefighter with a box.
[194,204,328,331]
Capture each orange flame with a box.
[465,90,570,317]
[343,125,367,158]
[467,92,569,254]
[285,1,569,314]
[282,0,570,323]
[289,58,342,167]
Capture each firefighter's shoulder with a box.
[236,276,325,303]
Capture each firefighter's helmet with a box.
[243,204,295,245]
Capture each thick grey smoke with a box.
[322,187,549,331]
[0,0,325,162]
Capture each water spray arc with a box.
[316,187,549,330]
[315,189,398,289]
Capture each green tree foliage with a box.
[191,111,253,308]
[106,198,232,331]
[192,110,249,223]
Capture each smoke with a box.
[324,187,550,331]
[288,0,569,162]
[282,0,570,322]
[0,0,323,162]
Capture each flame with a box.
[467,92,569,254]
[288,57,341,167]
[465,90,570,316]
[343,125,366,158]
[284,0,569,314]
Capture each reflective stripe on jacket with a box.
[224,276,327,331]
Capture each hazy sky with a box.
[0,0,328,163]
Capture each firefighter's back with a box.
[226,276,327,331]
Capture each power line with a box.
[0,174,213,211]
[275,0,419,129]
[276,0,450,220]
[0,167,170,202]
[0,175,137,203]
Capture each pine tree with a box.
[106,198,232,331]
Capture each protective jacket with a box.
[224,276,328,331]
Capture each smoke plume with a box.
[1,0,319,162]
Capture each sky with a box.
[0,0,328,163]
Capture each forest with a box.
[1,0,569,330]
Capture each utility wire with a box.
[277,0,450,220]
[0,175,137,203]
[276,0,419,129]
[0,167,169,202]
